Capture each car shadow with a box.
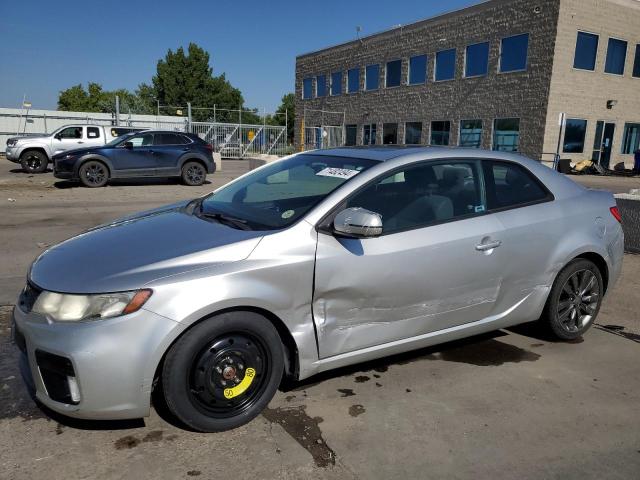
[53,178,212,189]
[9,168,53,174]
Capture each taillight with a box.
[610,206,622,223]
[205,143,213,152]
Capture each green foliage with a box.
[57,82,154,114]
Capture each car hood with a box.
[29,202,265,293]
[11,135,49,144]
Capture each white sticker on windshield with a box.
[316,167,360,179]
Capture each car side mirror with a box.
[333,207,383,238]
[123,141,134,149]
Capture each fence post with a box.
[187,102,192,132]
[115,95,120,126]
[43,112,48,134]
[213,104,216,123]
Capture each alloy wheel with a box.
[84,164,106,185]
[556,269,600,333]
[186,165,204,184]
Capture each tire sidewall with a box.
[162,312,284,432]
[547,259,603,340]
[20,151,48,173]
[181,161,206,186]
[79,160,109,188]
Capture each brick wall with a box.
[294,0,561,159]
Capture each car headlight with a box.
[32,289,152,322]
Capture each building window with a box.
[365,64,380,90]
[330,71,342,96]
[493,118,520,152]
[500,33,529,72]
[573,32,599,71]
[465,42,490,77]
[460,119,483,148]
[563,119,588,153]
[605,38,628,75]
[386,60,402,87]
[347,68,360,93]
[634,44,640,78]
[303,78,313,99]
[383,123,398,144]
[316,75,326,97]
[430,121,451,146]
[363,124,377,145]
[405,122,422,144]
[345,125,357,146]
[435,49,456,81]
[408,55,427,84]
[622,123,640,154]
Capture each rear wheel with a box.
[181,161,206,186]
[162,311,283,432]
[20,151,48,173]
[542,259,603,340]
[79,160,109,187]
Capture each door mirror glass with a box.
[123,141,134,149]
[333,207,383,238]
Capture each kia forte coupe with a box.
[13,147,624,432]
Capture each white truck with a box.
[5,124,143,173]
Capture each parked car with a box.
[52,130,215,187]
[5,125,144,173]
[13,147,623,432]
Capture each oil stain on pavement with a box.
[262,405,336,468]
[348,404,366,417]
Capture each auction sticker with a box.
[316,167,360,179]
[281,209,295,219]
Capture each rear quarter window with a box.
[483,161,552,210]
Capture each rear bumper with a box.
[12,304,185,420]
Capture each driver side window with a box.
[58,127,83,139]
[127,133,154,147]
[347,160,484,234]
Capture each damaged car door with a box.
[313,159,506,358]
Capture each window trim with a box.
[429,120,452,146]
[315,74,327,97]
[459,119,484,148]
[603,36,628,77]
[491,117,521,152]
[482,159,555,214]
[404,121,423,145]
[385,59,403,88]
[316,158,488,237]
[498,32,529,74]
[347,67,360,94]
[573,30,600,73]
[330,71,343,96]
[364,64,380,91]
[407,54,428,85]
[633,44,640,79]
[434,48,457,82]
[562,117,589,153]
[302,77,314,99]
[154,133,194,146]
[464,41,490,79]
[621,122,640,154]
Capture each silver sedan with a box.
[13,147,624,431]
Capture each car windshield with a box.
[199,154,377,230]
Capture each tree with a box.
[265,93,294,144]
[58,82,154,114]
[151,43,243,122]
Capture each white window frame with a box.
[434,48,456,82]
[404,121,423,145]
[573,30,600,73]
[407,54,428,85]
[498,33,529,74]
[364,64,380,91]
[458,119,483,148]
[491,117,521,152]
[347,67,360,93]
[385,59,403,88]
[315,74,326,97]
[429,120,452,146]
[562,117,589,154]
[604,36,628,77]
[464,41,490,79]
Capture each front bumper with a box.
[5,146,20,162]
[12,303,185,420]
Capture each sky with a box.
[0,0,478,113]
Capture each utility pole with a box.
[115,95,120,126]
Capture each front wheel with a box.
[20,151,48,173]
[79,160,109,187]
[542,259,603,340]
[162,312,284,432]
[181,161,206,186]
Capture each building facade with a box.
[294,0,640,168]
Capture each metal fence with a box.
[303,126,344,151]
[0,107,287,159]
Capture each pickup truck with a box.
[5,124,144,173]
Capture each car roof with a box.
[303,145,532,164]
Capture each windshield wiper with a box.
[198,209,251,230]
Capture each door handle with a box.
[78,141,84,144]
[475,240,502,251]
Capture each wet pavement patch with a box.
[348,405,366,417]
[142,430,163,442]
[337,388,355,397]
[375,382,382,387]
[262,405,335,468]
[354,375,370,383]
[285,395,296,402]
[433,339,541,366]
[186,471,201,477]
[114,435,141,450]
[373,366,388,373]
